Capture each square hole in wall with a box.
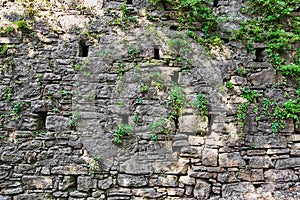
[254,48,265,62]
[154,47,160,59]
[78,41,89,57]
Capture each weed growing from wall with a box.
[114,123,133,143]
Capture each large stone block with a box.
[222,182,255,197]
[178,115,208,134]
[22,176,53,190]
[77,176,92,192]
[202,148,218,166]
[249,156,274,168]
[149,175,178,187]
[46,116,70,131]
[117,174,148,187]
[264,169,298,182]
[275,157,300,169]
[193,179,211,199]
[219,152,246,167]
[250,69,275,87]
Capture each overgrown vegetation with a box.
[191,93,208,117]
[114,123,133,143]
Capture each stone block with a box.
[46,116,70,131]
[179,115,208,134]
[167,188,184,196]
[249,156,273,168]
[77,176,92,192]
[222,182,255,197]
[217,172,238,183]
[193,179,211,199]
[22,176,52,190]
[51,166,88,175]
[250,69,275,87]
[149,175,178,187]
[275,157,300,169]
[188,136,204,146]
[202,148,218,166]
[264,169,298,182]
[117,174,148,187]
[98,177,113,190]
[219,152,246,167]
[179,176,196,185]
[132,188,164,198]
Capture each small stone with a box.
[264,169,298,181]
[167,188,184,196]
[275,157,300,169]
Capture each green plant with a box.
[191,93,208,117]
[241,87,258,102]
[225,81,234,89]
[0,44,8,55]
[127,46,139,58]
[114,123,133,143]
[237,102,251,128]
[59,90,69,99]
[70,111,80,127]
[167,85,186,118]
[279,63,300,77]
[237,66,247,76]
[10,101,26,120]
[140,85,148,93]
[133,112,142,126]
[89,156,101,177]
[13,19,31,32]
[151,133,158,141]
[2,87,12,101]
[150,117,171,135]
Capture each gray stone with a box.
[193,179,211,199]
[69,191,89,198]
[217,172,238,183]
[132,188,164,198]
[249,156,273,168]
[45,116,70,131]
[0,187,23,195]
[264,169,298,181]
[250,69,275,87]
[275,157,300,169]
[22,176,52,190]
[179,175,195,185]
[77,176,92,192]
[219,152,246,167]
[98,177,113,190]
[222,182,255,197]
[117,174,148,187]
[51,166,88,175]
[167,188,184,196]
[149,175,178,187]
[202,148,218,166]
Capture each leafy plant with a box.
[114,123,133,143]
[70,111,80,127]
[2,87,12,101]
[191,93,208,117]
[241,87,258,102]
[225,81,234,89]
[13,19,31,32]
[279,64,300,77]
[150,117,171,135]
[10,101,26,120]
[140,85,148,93]
[127,46,139,57]
[0,44,8,55]
[151,133,158,141]
[167,85,186,118]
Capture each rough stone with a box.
[264,169,298,181]
[193,179,211,199]
[202,148,218,166]
[222,182,255,197]
[249,156,274,168]
[77,176,92,192]
[45,116,70,131]
[117,174,148,187]
[219,152,246,167]
[275,157,300,169]
[98,177,113,190]
[22,176,53,190]
[250,69,275,87]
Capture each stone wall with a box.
[0,0,299,199]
